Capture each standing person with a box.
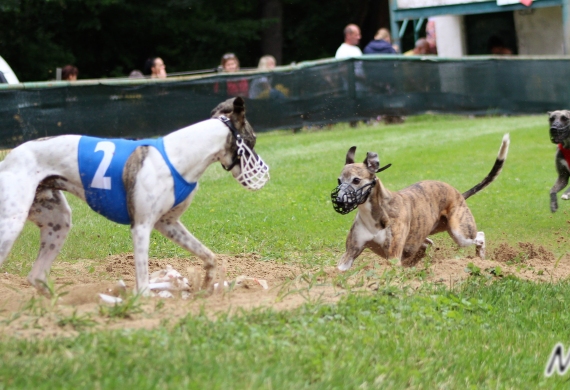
[62,65,78,81]
[335,24,364,127]
[363,28,397,55]
[363,29,404,124]
[214,53,249,97]
[335,24,363,59]
[143,57,167,78]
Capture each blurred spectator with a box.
[258,55,276,70]
[143,57,167,78]
[488,35,513,55]
[214,53,249,97]
[129,70,144,78]
[249,55,287,100]
[335,24,365,127]
[363,29,404,125]
[221,53,241,72]
[425,19,438,55]
[62,65,78,81]
[364,28,397,55]
[335,24,363,58]
[404,38,431,56]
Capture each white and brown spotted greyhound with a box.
[331,134,510,270]
[0,97,269,295]
[548,110,570,212]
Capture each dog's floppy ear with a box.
[345,146,356,165]
[364,152,379,174]
[233,97,245,116]
[547,111,552,117]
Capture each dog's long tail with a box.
[462,133,510,200]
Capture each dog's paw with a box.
[337,258,354,272]
[551,202,558,213]
[562,194,570,200]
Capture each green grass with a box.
[2,114,570,388]
[5,113,569,274]
[1,279,570,388]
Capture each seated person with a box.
[214,53,249,97]
[143,57,167,78]
[404,38,431,56]
[488,35,513,55]
[62,65,78,81]
[249,55,287,100]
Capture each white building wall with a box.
[433,15,467,94]
[514,7,564,55]
[433,15,466,57]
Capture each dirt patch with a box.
[1,245,569,339]
[493,242,556,263]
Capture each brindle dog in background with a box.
[332,134,510,271]
[548,110,570,212]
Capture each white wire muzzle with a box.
[233,138,270,190]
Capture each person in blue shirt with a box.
[363,28,397,55]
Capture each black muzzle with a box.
[550,125,570,144]
[331,179,376,215]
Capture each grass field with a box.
[1,114,570,388]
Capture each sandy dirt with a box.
[1,242,569,339]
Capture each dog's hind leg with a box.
[446,207,485,259]
[154,216,216,292]
[26,189,71,293]
[0,175,38,268]
[474,231,485,259]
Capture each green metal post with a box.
[562,0,570,55]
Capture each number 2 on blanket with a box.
[91,141,115,190]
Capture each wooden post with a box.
[563,0,570,55]
[390,0,401,53]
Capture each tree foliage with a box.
[0,0,388,82]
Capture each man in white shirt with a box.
[335,24,363,59]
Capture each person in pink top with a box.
[214,53,249,97]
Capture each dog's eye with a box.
[562,116,568,121]
[352,178,361,185]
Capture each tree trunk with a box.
[260,0,283,65]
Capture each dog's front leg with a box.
[337,223,369,271]
[131,223,153,296]
[154,218,216,293]
[550,171,569,212]
[383,224,408,266]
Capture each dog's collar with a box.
[218,115,242,171]
[218,115,242,142]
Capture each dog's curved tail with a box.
[462,133,510,200]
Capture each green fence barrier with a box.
[1,56,568,148]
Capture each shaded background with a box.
[0,0,391,82]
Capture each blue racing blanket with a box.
[78,136,197,224]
